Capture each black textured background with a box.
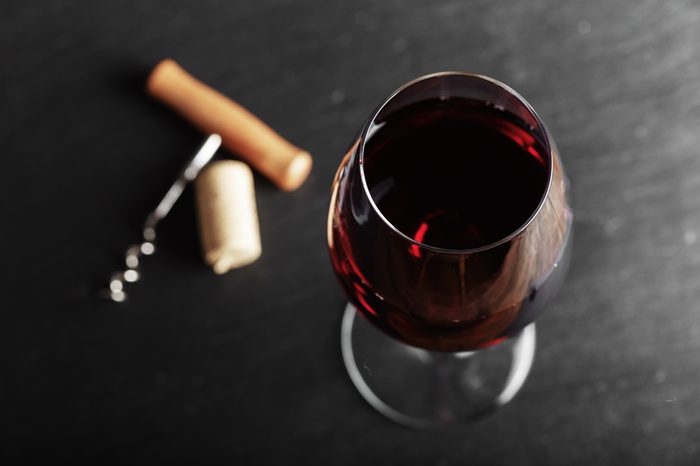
[3,0,700,463]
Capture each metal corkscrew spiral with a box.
[101,134,222,302]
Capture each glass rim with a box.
[357,71,554,255]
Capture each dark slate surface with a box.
[2,0,700,463]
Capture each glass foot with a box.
[340,303,536,428]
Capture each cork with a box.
[195,160,262,273]
[147,59,312,191]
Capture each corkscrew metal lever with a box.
[102,134,222,302]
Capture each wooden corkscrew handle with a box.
[147,59,312,191]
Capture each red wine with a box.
[363,98,548,250]
[328,97,570,351]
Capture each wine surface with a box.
[363,97,548,250]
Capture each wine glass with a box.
[327,72,572,428]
